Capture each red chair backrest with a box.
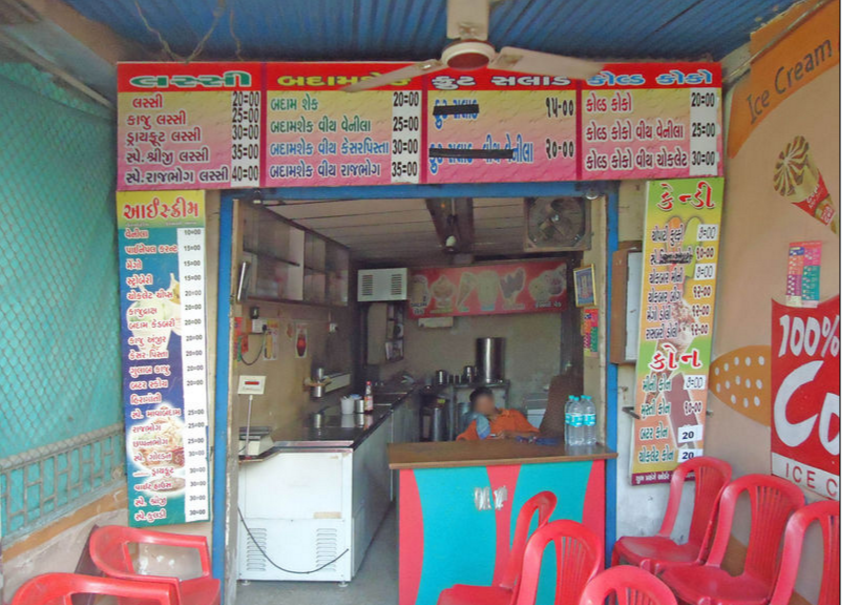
[579,566,678,605]
[90,525,141,576]
[514,520,604,605]
[499,491,558,589]
[705,474,805,586]
[658,457,732,556]
[770,500,840,605]
[10,573,176,605]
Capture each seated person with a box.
[457,387,539,441]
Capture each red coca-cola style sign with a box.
[771,296,840,500]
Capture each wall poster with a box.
[771,296,839,499]
[408,260,567,319]
[630,177,724,485]
[117,190,210,526]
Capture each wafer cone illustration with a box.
[773,135,838,233]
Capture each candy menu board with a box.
[117,63,262,190]
[426,70,577,183]
[117,191,210,526]
[262,62,423,187]
[580,63,723,181]
[630,178,723,485]
[117,61,722,190]
[408,260,567,319]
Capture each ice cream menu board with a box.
[117,191,210,526]
[630,178,724,485]
[117,62,262,191]
[262,62,423,187]
[426,69,577,183]
[408,260,567,319]
[580,63,723,181]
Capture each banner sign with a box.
[117,191,210,526]
[408,260,567,319]
[117,61,722,190]
[771,296,840,500]
[118,62,262,191]
[630,178,724,485]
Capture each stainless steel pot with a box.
[476,338,504,383]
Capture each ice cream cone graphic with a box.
[773,135,838,233]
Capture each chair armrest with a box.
[125,530,213,577]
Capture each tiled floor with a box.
[237,507,398,605]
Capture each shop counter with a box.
[387,441,617,605]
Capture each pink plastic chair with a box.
[580,566,678,605]
[11,572,176,605]
[437,491,557,605]
[90,525,220,605]
[613,457,732,572]
[660,474,805,605]
[769,500,840,605]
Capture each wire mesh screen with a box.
[0,61,124,538]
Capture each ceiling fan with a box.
[343,0,604,93]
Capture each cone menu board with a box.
[630,178,723,485]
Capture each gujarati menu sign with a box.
[117,62,262,190]
[408,260,567,319]
[117,191,210,526]
[580,63,723,181]
[262,62,422,187]
[630,178,723,485]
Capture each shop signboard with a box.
[117,191,210,526]
[630,178,723,485]
[771,296,840,500]
[262,62,422,187]
[117,61,722,190]
[408,260,567,319]
[117,62,262,191]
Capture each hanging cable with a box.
[134,0,227,63]
[237,508,349,574]
[238,331,266,366]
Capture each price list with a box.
[688,88,720,176]
[391,90,422,184]
[117,191,210,526]
[230,90,262,187]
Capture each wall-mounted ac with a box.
[357,268,408,302]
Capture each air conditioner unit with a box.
[357,268,408,302]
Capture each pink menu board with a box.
[426,69,577,183]
[117,62,262,191]
[262,62,423,187]
[580,63,723,181]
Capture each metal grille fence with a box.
[0,60,124,539]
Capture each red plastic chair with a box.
[437,491,557,605]
[660,474,805,605]
[10,572,176,605]
[769,500,840,605]
[90,525,220,605]
[580,566,678,605]
[613,456,732,573]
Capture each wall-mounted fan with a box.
[342,0,603,93]
[524,197,591,252]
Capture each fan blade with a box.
[491,47,603,80]
[447,0,490,40]
[342,60,445,92]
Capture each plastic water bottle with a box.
[564,396,574,445]
[567,396,584,446]
[582,395,597,445]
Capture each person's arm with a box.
[499,411,540,439]
[456,421,479,441]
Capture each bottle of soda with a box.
[364,381,374,413]
[582,395,597,445]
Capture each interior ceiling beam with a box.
[426,197,474,253]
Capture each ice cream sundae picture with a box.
[529,267,567,306]
[409,275,430,316]
[773,135,838,232]
[500,267,526,310]
[431,275,456,312]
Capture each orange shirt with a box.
[456,409,539,441]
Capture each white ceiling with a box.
[270,197,527,265]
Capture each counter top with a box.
[266,387,416,450]
[387,440,617,470]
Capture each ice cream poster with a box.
[630,178,724,485]
[408,260,568,319]
[117,191,210,526]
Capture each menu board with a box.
[117,62,262,190]
[426,69,577,183]
[408,260,567,319]
[262,62,423,187]
[117,191,210,526]
[630,178,723,485]
[580,63,723,181]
